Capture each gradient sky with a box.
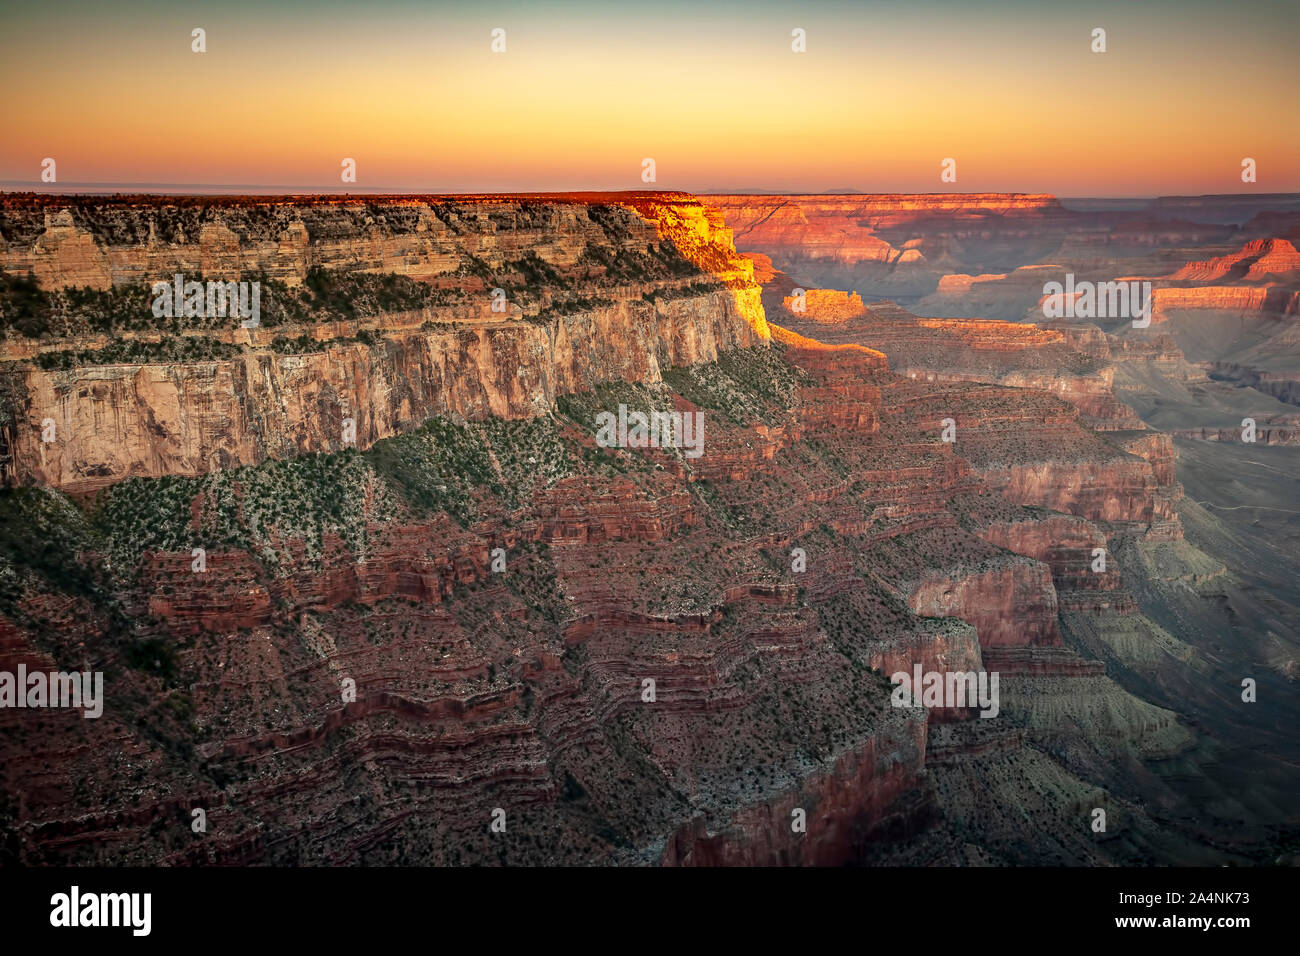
[2,0,1297,196]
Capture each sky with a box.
[2,0,1297,197]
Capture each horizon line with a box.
[5,182,1300,202]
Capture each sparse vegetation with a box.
[34,336,241,369]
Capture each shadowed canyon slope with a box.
[0,192,1296,866]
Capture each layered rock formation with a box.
[773,295,1145,431]
[0,194,767,493]
[1166,424,1300,445]
[2,191,1291,868]
[701,194,1066,294]
[8,326,1174,864]
[724,195,1300,847]
[1149,286,1300,324]
[1167,237,1300,282]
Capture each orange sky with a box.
[3,0,1297,196]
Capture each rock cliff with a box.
[0,192,1264,867]
[0,194,766,492]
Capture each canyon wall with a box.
[0,194,767,493]
[1167,238,1300,282]
[0,192,1230,867]
[1150,285,1300,324]
[2,295,756,493]
[702,194,1064,271]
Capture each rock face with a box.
[775,297,1145,431]
[977,513,1131,612]
[1167,238,1300,282]
[727,193,1300,866]
[2,191,1287,868]
[5,320,1153,865]
[0,193,718,292]
[702,194,1267,318]
[703,193,1064,271]
[1167,424,1300,445]
[3,300,756,493]
[783,289,866,320]
[0,194,766,493]
[658,724,928,866]
[1206,363,1300,406]
[908,559,1061,648]
[921,265,1073,321]
[1150,285,1300,324]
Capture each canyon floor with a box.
[0,191,1296,865]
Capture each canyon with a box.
[0,191,1296,866]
